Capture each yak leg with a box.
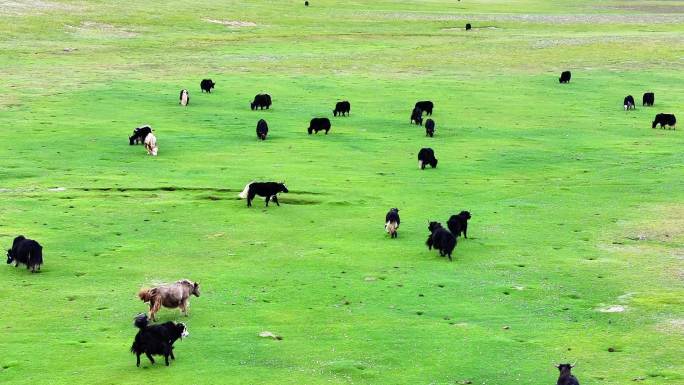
[146,353,155,365]
[272,195,280,206]
[136,353,141,367]
[265,195,271,207]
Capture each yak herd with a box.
[5,64,678,381]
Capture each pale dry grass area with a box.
[358,11,684,24]
[0,0,81,15]
[65,21,139,38]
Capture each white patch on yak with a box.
[238,182,253,199]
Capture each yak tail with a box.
[238,182,253,199]
[133,314,149,330]
[385,221,398,234]
[418,160,424,169]
[30,246,43,266]
[138,288,155,303]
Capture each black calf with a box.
[425,119,435,137]
[426,222,456,261]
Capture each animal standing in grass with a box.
[308,117,331,134]
[559,71,571,83]
[239,181,289,207]
[418,148,438,169]
[447,211,471,238]
[623,95,635,110]
[555,364,580,385]
[465,23,472,30]
[251,94,272,110]
[129,125,152,145]
[138,279,200,321]
[144,132,158,156]
[415,101,433,116]
[425,118,435,137]
[652,113,676,129]
[385,208,400,238]
[6,235,43,273]
[200,79,215,93]
[131,314,188,367]
[426,222,456,261]
[642,92,655,106]
[256,119,269,140]
[333,101,351,116]
[179,89,189,106]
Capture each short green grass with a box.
[1,1,683,384]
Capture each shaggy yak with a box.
[623,95,635,111]
[426,222,456,261]
[425,118,435,137]
[131,313,188,367]
[179,89,189,106]
[555,364,580,385]
[200,79,215,93]
[333,101,351,117]
[238,182,289,207]
[415,101,433,116]
[256,119,269,140]
[385,208,400,238]
[144,132,158,156]
[411,107,423,126]
[138,279,200,321]
[129,125,152,145]
[6,235,43,273]
[447,211,472,239]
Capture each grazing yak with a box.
[652,113,676,129]
[411,107,423,126]
[555,364,580,385]
[465,23,472,30]
[144,132,158,156]
[447,211,472,239]
[139,279,200,321]
[256,119,269,140]
[305,0,309,5]
[623,95,635,110]
[333,101,351,116]
[308,117,331,134]
[642,92,655,106]
[385,208,400,238]
[179,89,189,106]
[129,125,152,145]
[251,94,272,110]
[200,79,215,93]
[418,148,438,169]
[6,235,43,273]
[426,222,456,261]
[559,71,571,83]
[425,118,435,137]
[239,182,289,207]
[415,101,433,115]
[131,314,188,367]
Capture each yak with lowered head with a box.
[411,107,423,126]
[251,94,272,110]
[426,222,456,261]
[256,119,269,140]
[333,101,350,117]
[239,182,289,207]
[308,117,331,134]
[6,235,43,273]
[415,101,433,115]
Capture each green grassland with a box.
[1,1,683,384]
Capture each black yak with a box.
[623,95,635,110]
[411,107,423,126]
[465,23,472,30]
[642,92,654,106]
[6,235,43,273]
[447,211,471,238]
[179,89,189,106]
[418,148,438,169]
[555,364,580,385]
[559,71,571,83]
[256,119,269,140]
[333,101,351,117]
[239,182,289,207]
[426,222,456,261]
[200,79,215,93]
[415,101,433,115]
[251,94,272,110]
[652,113,676,129]
[131,314,188,367]
[425,118,435,137]
[385,208,400,238]
[129,125,152,145]
[308,117,331,134]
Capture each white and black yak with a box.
[179,89,189,106]
[385,208,400,238]
[238,182,289,207]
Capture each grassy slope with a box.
[0,0,683,384]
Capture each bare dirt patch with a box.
[65,21,138,38]
[203,19,257,28]
[597,305,627,313]
[0,0,81,16]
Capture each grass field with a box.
[1,1,683,384]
